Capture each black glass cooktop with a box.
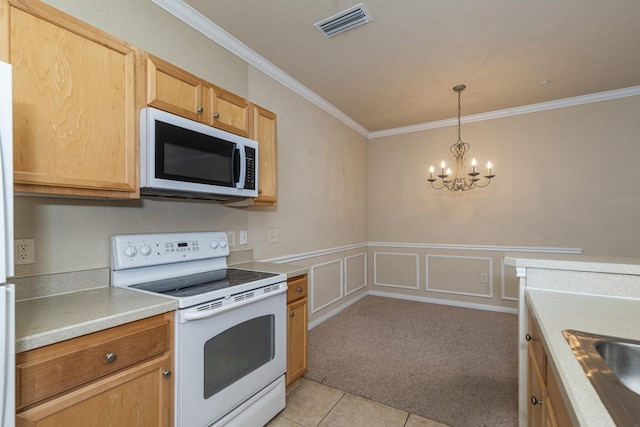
[130,268,278,298]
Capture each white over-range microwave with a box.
[140,107,258,201]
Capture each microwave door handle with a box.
[233,148,241,185]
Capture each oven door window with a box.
[203,315,275,399]
[155,120,236,187]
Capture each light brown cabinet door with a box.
[145,54,206,122]
[16,355,173,427]
[286,297,308,386]
[251,104,277,204]
[528,349,544,427]
[3,0,138,198]
[208,84,250,137]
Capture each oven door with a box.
[175,286,286,427]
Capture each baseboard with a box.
[369,290,518,314]
[308,290,518,329]
[307,291,369,330]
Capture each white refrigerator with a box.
[0,60,15,427]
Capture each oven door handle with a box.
[181,285,287,322]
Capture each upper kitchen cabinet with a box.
[207,84,250,137]
[144,54,206,123]
[144,54,250,137]
[251,104,277,205]
[0,0,139,198]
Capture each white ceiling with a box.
[180,0,640,133]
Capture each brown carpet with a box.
[305,296,518,427]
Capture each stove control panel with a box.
[111,231,229,270]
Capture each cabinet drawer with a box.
[17,314,171,409]
[287,275,308,303]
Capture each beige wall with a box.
[246,67,369,259]
[368,96,640,256]
[367,95,640,311]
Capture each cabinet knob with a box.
[296,287,303,292]
[531,396,543,406]
[525,333,536,342]
[258,189,263,195]
[213,112,220,119]
[162,370,172,379]
[289,312,295,317]
[105,352,118,363]
[197,106,204,113]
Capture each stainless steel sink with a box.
[563,330,640,426]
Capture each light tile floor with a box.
[266,378,452,427]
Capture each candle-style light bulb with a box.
[487,161,493,176]
[446,168,451,176]
[429,165,434,179]
[471,158,477,172]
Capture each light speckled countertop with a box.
[232,261,308,279]
[505,252,640,275]
[15,261,307,353]
[16,287,177,353]
[527,290,640,427]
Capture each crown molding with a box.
[369,85,640,139]
[151,1,640,140]
[150,0,369,137]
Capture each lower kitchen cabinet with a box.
[286,275,308,387]
[16,313,174,427]
[527,310,573,427]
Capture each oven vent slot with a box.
[264,284,280,293]
[235,291,255,302]
[197,300,223,312]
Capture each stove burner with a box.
[131,268,278,298]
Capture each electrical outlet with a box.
[239,230,248,245]
[268,228,279,244]
[15,239,35,265]
[480,273,488,284]
[227,231,236,247]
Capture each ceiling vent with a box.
[314,3,373,38]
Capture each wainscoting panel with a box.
[310,259,343,313]
[374,252,419,289]
[345,253,367,295]
[426,255,493,298]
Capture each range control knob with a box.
[210,240,219,249]
[139,244,152,256]
[123,245,137,258]
[219,238,227,248]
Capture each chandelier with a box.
[428,84,495,191]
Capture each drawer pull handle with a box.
[531,396,543,406]
[289,312,295,317]
[105,352,118,363]
[213,112,220,119]
[525,333,536,342]
[163,370,172,379]
[296,287,303,292]
[197,106,204,113]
